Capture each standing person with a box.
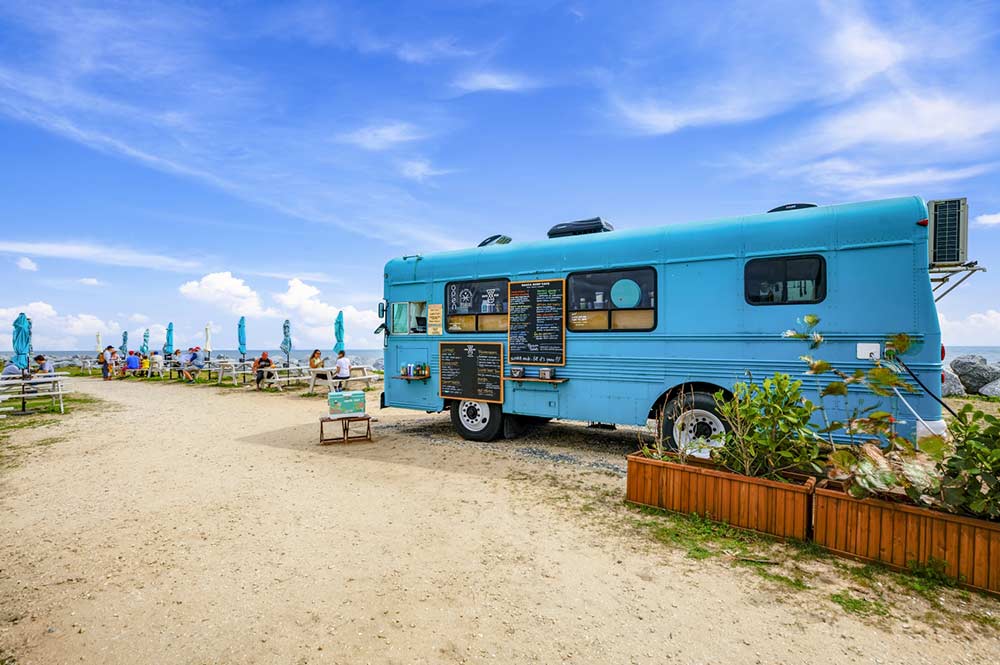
[333,350,351,391]
[102,346,114,381]
[309,349,327,381]
[252,351,273,390]
[34,354,55,374]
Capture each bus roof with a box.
[385,196,928,283]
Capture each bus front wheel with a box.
[661,391,727,459]
[451,400,503,441]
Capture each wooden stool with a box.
[320,414,372,444]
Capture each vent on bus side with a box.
[547,217,614,239]
[767,203,817,213]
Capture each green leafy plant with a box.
[710,373,824,480]
[940,404,1000,520]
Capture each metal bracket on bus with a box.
[930,261,986,302]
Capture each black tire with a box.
[450,400,504,441]
[660,390,727,451]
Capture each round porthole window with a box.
[610,279,641,308]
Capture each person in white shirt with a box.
[333,351,350,391]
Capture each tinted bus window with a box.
[568,267,656,332]
[745,255,826,305]
[446,279,509,333]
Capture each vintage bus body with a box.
[380,197,944,444]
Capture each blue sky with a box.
[1,0,999,352]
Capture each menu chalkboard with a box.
[508,279,566,366]
[438,342,504,404]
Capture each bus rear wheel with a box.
[661,391,727,459]
[451,400,503,441]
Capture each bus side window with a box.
[445,278,509,333]
[567,267,657,332]
[745,255,825,305]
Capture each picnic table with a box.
[215,360,254,385]
[307,366,382,393]
[0,372,70,414]
[258,365,310,391]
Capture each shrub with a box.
[941,404,1000,520]
[710,373,824,481]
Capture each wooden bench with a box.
[319,414,372,444]
[259,367,310,391]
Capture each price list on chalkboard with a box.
[438,342,504,403]
[508,279,565,366]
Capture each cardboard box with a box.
[328,390,366,417]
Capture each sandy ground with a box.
[1,378,998,665]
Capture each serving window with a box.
[745,255,826,305]
[567,267,657,332]
[390,301,428,334]
[445,279,509,333]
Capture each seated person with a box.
[2,362,25,379]
[182,347,205,383]
[34,354,55,374]
[333,350,351,391]
[252,352,273,390]
[140,354,150,371]
[309,349,327,380]
[125,351,141,374]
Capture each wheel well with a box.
[648,382,733,420]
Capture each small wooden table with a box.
[320,414,372,444]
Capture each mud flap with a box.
[503,414,529,439]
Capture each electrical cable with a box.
[894,355,958,418]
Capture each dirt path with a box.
[1,379,998,664]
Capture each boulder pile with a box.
[948,354,1000,397]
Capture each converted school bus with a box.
[379,197,944,446]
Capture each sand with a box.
[1,378,998,665]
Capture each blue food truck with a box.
[379,197,946,447]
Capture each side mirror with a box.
[378,302,386,318]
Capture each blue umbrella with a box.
[279,319,292,366]
[237,316,247,360]
[120,330,128,358]
[163,322,174,355]
[11,313,30,370]
[140,329,150,355]
[333,311,345,355]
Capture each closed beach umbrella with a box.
[237,316,247,360]
[11,313,30,370]
[140,329,150,355]
[334,310,345,354]
[204,323,212,361]
[279,319,292,366]
[96,332,102,353]
[120,330,128,358]
[163,322,174,355]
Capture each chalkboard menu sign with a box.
[438,342,504,404]
[508,279,566,366]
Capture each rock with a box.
[942,370,966,397]
[950,354,1000,393]
[980,378,1000,398]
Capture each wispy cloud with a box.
[453,71,536,93]
[0,240,201,272]
[16,256,38,271]
[398,158,453,183]
[78,277,105,286]
[975,213,1000,226]
[336,121,425,151]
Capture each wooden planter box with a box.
[626,453,816,541]
[814,481,1000,596]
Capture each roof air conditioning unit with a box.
[927,198,968,267]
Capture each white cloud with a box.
[974,213,1000,226]
[785,158,995,195]
[939,310,1000,347]
[0,301,120,350]
[273,278,381,349]
[0,240,200,271]
[395,38,477,64]
[398,158,452,183]
[78,277,104,286]
[16,256,38,271]
[453,71,536,93]
[336,122,424,151]
[129,313,150,323]
[179,272,278,317]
